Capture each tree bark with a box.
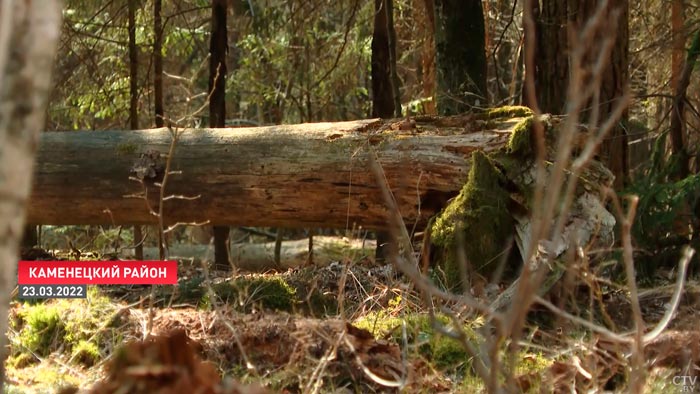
[0,0,63,386]
[209,0,230,269]
[570,0,630,188]
[523,0,569,114]
[371,0,396,119]
[670,29,700,180]
[525,0,630,188]
[27,117,529,229]
[414,0,437,115]
[433,0,487,114]
[153,0,164,127]
[372,0,401,261]
[671,0,685,92]
[129,0,143,260]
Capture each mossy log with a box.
[428,114,617,289]
[27,109,535,229]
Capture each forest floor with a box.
[5,239,700,394]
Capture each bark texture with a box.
[0,0,63,385]
[372,0,401,260]
[27,117,525,229]
[371,0,396,119]
[571,0,630,188]
[209,0,230,268]
[525,0,569,114]
[128,0,143,260]
[153,0,164,127]
[524,0,630,188]
[433,0,487,114]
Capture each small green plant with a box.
[212,276,298,312]
[178,275,205,302]
[17,304,64,356]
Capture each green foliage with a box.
[94,227,132,252]
[625,132,700,277]
[178,274,205,302]
[230,2,374,123]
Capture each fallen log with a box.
[28,112,527,229]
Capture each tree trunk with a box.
[387,0,402,117]
[372,0,401,261]
[209,0,230,269]
[525,0,630,188]
[153,0,164,128]
[670,29,700,180]
[433,0,487,114]
[414,0,437,115]
[129,0,143,260]
[371,0,397,119]
[0,0,63,386]
[570,0,630,188]
[523,0,569,114]
[671,0,685,92]
[27,116,535,229]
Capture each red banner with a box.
[17,261,178,285]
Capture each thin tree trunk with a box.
[0,0,63,386]
[129,0,144,260]
[414,0,437,114]
[671,0,685,92]
[670,29,700,180]
[154,0,164,127]
[209,0,230,270]
[387,0,402,117]
[371,0,396,119]
[372,0,401,262]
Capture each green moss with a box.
[71,340,100,366]
[457,351,551,392]
[505,114,556,157]
[213,276,297,312]
[506,116,535,155]
[478,106,533,120]
[17,304,64,356]
[355,311,478,375]
[12,287,119,366]
[115,141,138,155]
[431,151,514,287]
